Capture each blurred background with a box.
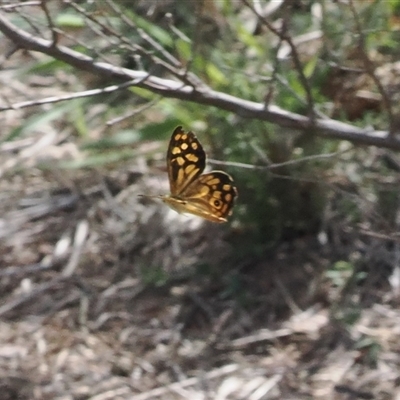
[1,1,400,399]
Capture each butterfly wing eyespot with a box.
[161,126,238,223]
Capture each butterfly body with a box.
[159,126,237,223]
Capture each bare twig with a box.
[242,0,315,119]
[0,44,19,67]
[348,0,394,134]
[264,30,283,106]
[209,147,352,170]
[105,0,181,68]
[66,0,194,85]
[274,275,303,314]
[62,220,89,277]
[0,1,40,10]
[0,77,149,111]
[0,276,69,317]
[0,262,52,277]
[106,99,159,126]
[221,328,292,350]
[127,364,240,400]
[39,0,57,45]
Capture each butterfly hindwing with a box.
[182,171,237,221]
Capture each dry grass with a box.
[1,133,400,400]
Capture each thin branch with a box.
[40,0,57,45]
[348,0,394,134]
[106,99,160,127]
[0,13,397,150]
[208,148,353,170]
[242,0,315,119]
[105,0,181,68]
[66,0,193,84]
[0,77,149,111]
[264,28,283,106]
[0,43,19,68]
[0,1,40,10]
[128,364,239,400]
[0,275,70,317]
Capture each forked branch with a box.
[0,11,397,150]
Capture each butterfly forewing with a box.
[167,126,205,196]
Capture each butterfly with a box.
[156,126,237,223]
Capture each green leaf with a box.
[56,13,86,29]
[303,55,318,78]
[56,148,135,169]
[140,119,182,141]
[176,38,192,60]
[206,63,229,85]
[126,11,173,48]
[81,130,141,150]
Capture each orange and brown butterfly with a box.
[152,126,237,223]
